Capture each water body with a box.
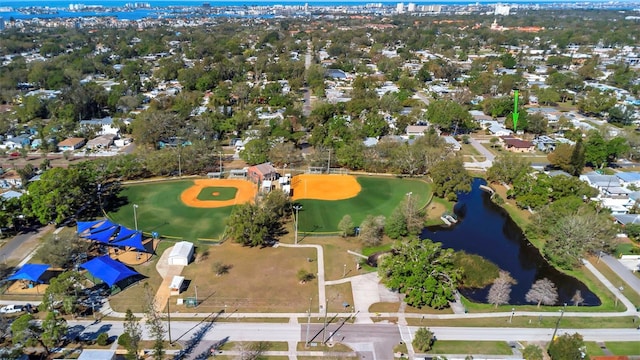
[421,178,600,306]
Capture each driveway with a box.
[464,137,496,170]
[600,253,640,296]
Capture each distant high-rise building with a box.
[396,2,404,14]
[420,5,442,13]
[494,4,510,16]
[0,17,4,31]
[407,3,416,12]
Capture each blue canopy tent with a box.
[80,255,139,287]
[85,227,118,244]
[76,220,104,234]
[113,232,147,253]
[7,264,50,283]
[86,220,117,235]
[113,226,137,243]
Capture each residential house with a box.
[501,137,534,153]
[0,170,22,189]
[247,162,279,184]
[0,190,23,200]
[405,125,430,137]
[442,136,461,151]
[2,135,31,150]
[615,172,640,188]
[579,172,620,191]
[480,119,512,136]
[79,117,121,136]
[613,213,640,226]
[533,135,558,152]
[57,137,86,152]
[86,134,116,150]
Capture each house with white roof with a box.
[615,172,640,188]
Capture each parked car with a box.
[0,304,24,314]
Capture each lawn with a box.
[605,341,640,355]
[177,241,318,313]
[107,180,233,241]
[427,340,512,355]
[297,177,430,233]
[407,315,639,328]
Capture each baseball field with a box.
[108,176,430,239]
[291,175,430,233]
[107,179,257,241]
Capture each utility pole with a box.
[305,297,312,347]
[167,298,172,345]
[322,299,328,343]
[327,149,331,173]
[293,205,302,245]
[549,303,567,347]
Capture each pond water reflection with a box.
[420,178,600,306]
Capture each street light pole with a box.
[133,204,139,231]
[293,205,302,245]
[406,192,413,228]
[550,303,567,346]
[178,152,182,178]
[509,307,515,323]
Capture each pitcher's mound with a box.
[291,174,361,201]
[181,179,256,208]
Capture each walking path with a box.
[154,245,185,312]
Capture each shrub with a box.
[117,332,131,347]
[96,332,109,346]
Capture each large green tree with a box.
[429,157,472,201]
[226,191,288,247]
[23,167,98,225]
[548,333,588,360]
[379,237,462,309]
[426,100,475,134]
[487,153,531,185]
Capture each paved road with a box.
[0,225,52,265]
[68,320,639,345]
[464,137,496,170]
[600,253,640,296]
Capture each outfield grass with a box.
[297,177,430,233]
[196,186,237,201]
[107,180,232,241]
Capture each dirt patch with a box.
[180,179,257,208]
[291,174,361,200]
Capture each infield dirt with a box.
[291,174,361,200]
[180,179,257,208]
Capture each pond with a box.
[420,178,601,306]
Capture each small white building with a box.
[168,241,194,266]
[169,275,185,295]
[77,349,116,360]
